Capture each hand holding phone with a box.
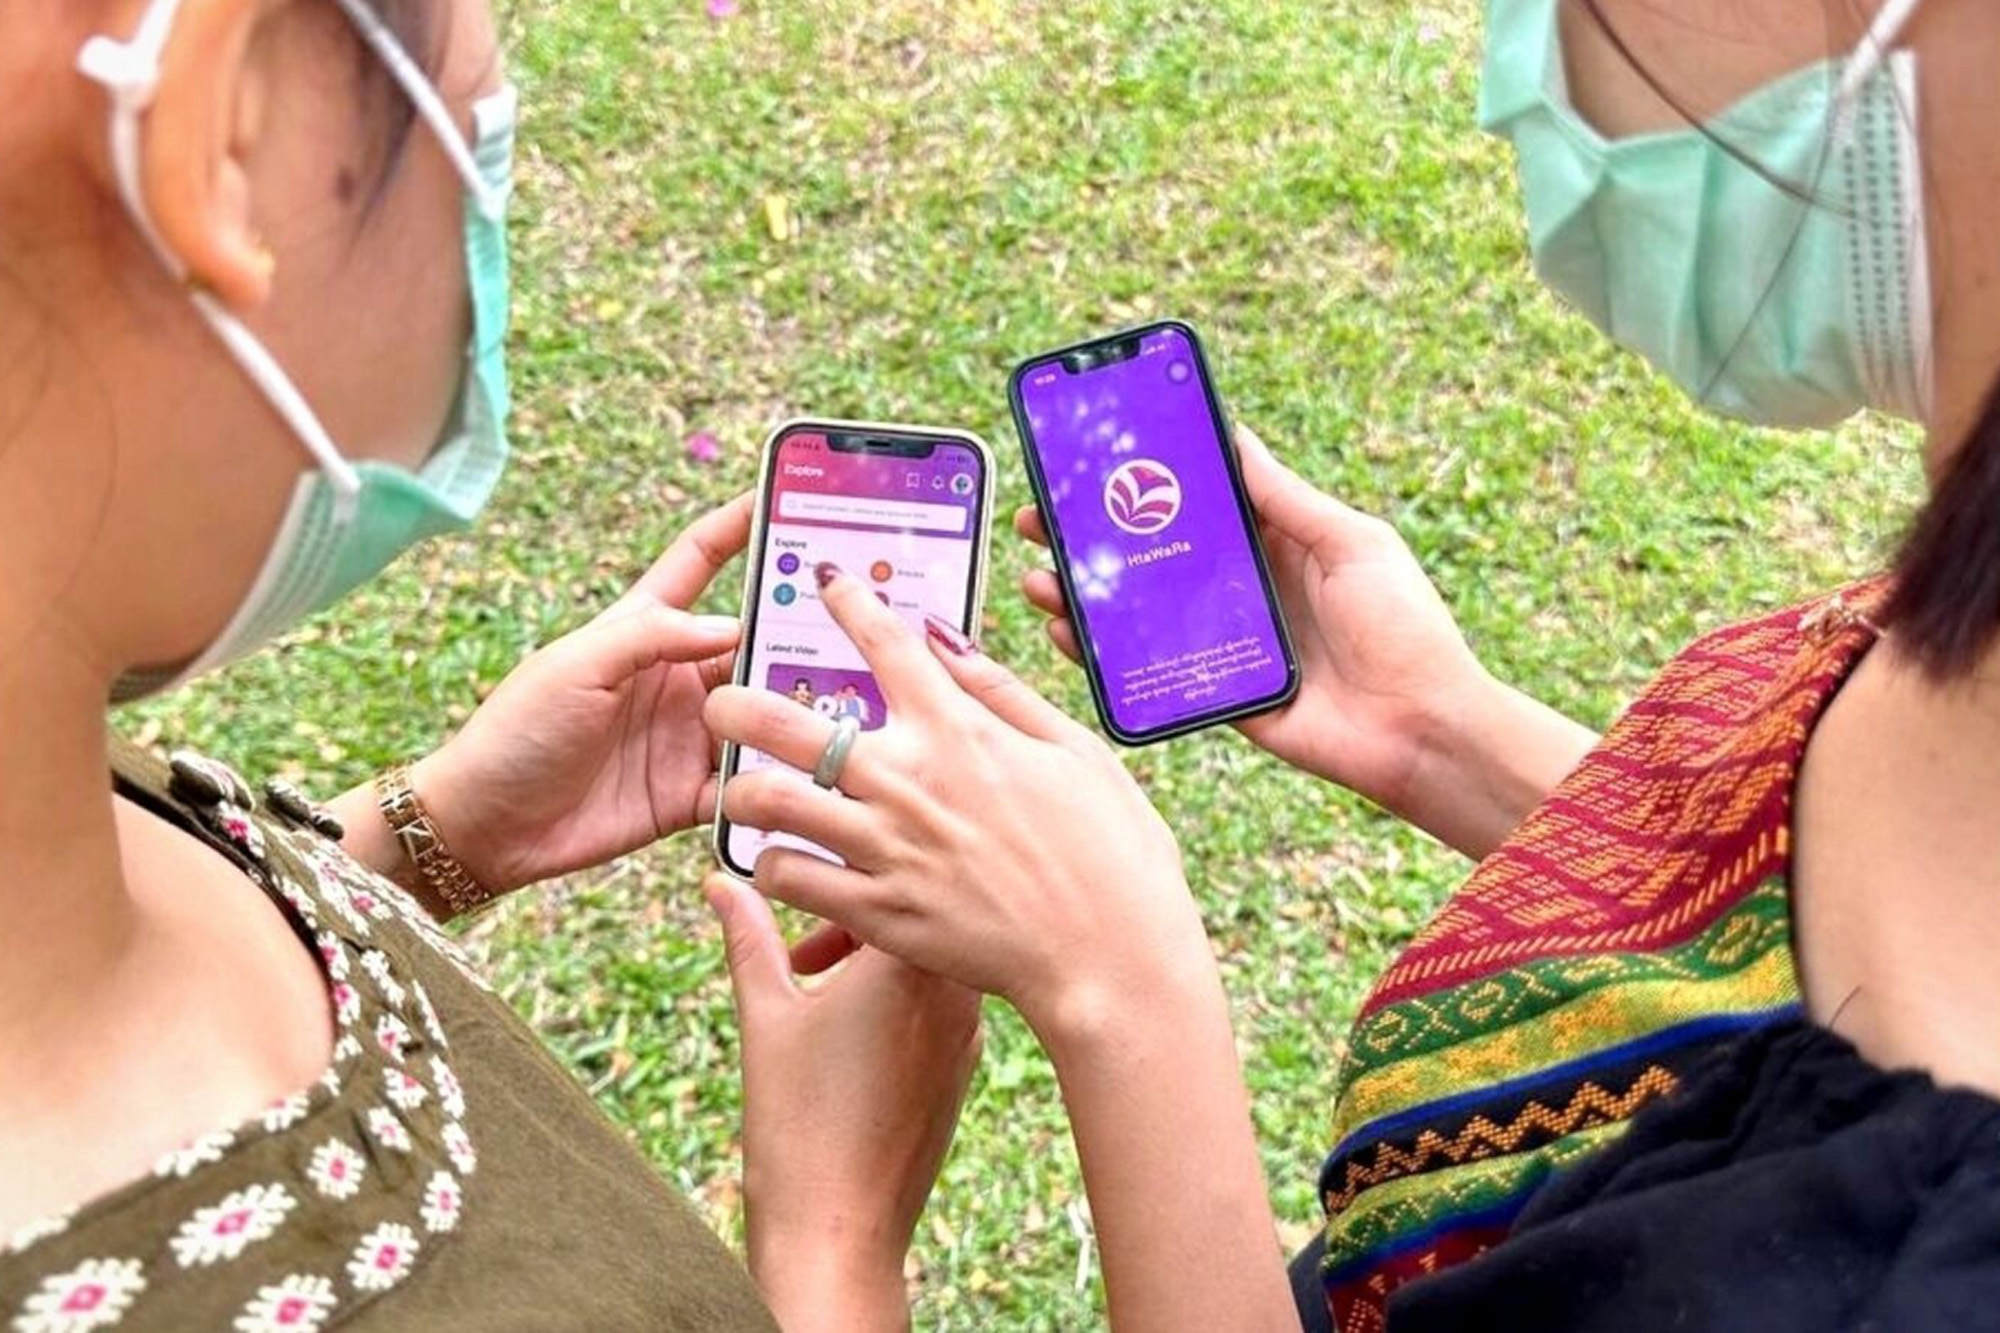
[1009,321,1298,745]
[714,419,994,878]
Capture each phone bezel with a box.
[712,417,997,879]
[1007,318,1300,747]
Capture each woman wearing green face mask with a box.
[700,0,2000,1329]
[0,0,977,1328]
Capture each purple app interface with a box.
[1020,328,1288,737]
[728,432,983,870]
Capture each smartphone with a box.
[714,419,995,878]
[1009,320,1298,745]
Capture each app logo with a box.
[949,472,975,496]
[773,583,798,606]
[869,560,894,584]
[776,552,801,575]
[1103,459,1183,536]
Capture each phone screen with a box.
[1015,324,1294,741]
[721,426,988,875]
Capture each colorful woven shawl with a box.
[1314,585,1884,1331]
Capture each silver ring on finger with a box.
[811,715,862,790]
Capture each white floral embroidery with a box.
[367,1107,411,1153]
[374,1013,413,1063]
[411,981,446,1047]
[14,1257,145,1332]
[331,1034,363,1064]
[419,1170,462,1234]
[305,1139,365,1201]
[383,1067,428,1112]
[358,951,406,1008]
[154,1129,234,1179]
[261,1093,310,1134]
[232,1274,336,1332]
[318,1066,343,1098]
[346,884,396,923]
[315,871,369,937]
[274,877,321,927]
[169,1183,296,1267]
[345,1223,419,1292]
[6,1210,71,1256]
[330,982,360,1028]
[441,1121,477,1176]
[429,1057,465,1120]
[314,932,349,982]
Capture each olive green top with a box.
[1,743,777,1333]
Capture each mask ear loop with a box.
[1833,0,1925,127]
[331,0,506,222]
[77,0,505,516]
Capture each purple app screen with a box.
[1019,328,1289,737]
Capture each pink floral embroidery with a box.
[345,1223,419,1292]
[154,1129,234,1180]
[442,1121,477,1176]
[366,1107,411,1154]
[233,1274,336,1332]
[430,1057,465,1120]
[314,933,349,982]
[330,983,360,1028]
[383,1067,428,1112]
[261,1093,309,1134]
[306,1139,365,1201]
[212,803,267,861]
[14,1257,145,1332]
[419,1171,462,1234]
[374,1013,413,1063]
[169,1183,296,1267]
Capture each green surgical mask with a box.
[81,0,516,703]
[1479,0,1932,428]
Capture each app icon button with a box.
[949,472,974,496]
[870,560,894,583]
[1103,458,1184,537]
[773,583,798,606]
[776,552,801,575]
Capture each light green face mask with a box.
[1479,0,1933,428]
[80,0,516,704]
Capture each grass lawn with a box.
[137,0,1921,1325]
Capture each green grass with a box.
[136,0,1922,1325]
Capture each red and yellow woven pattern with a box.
[1316,586,1883,1332]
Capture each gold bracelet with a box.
[375,763,489,917]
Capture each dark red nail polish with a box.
[925,614,979,657]
[814,561,841,588]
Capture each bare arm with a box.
[1036,960,1300,1332]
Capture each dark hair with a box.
[1578,0,2000,678]
[1884,383,2000,677]
[349,0,441,216]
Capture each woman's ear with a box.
[141,0,281,312]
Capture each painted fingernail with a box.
[924,614,979,657]
[814,561,841,588]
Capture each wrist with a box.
[406,746,511,898]
[1024,925,1226,1068]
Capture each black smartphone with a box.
[713,418,996,879]
[1008,320,1298,745]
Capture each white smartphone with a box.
[712,418,996,879]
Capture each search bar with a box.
[777,492,968,534]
